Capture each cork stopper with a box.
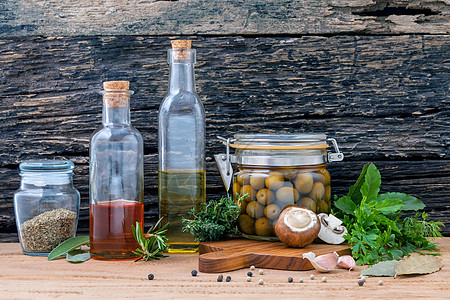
[171,40,192,60]
[102,81,131,108]
[103,81,130,90]
[171,40,191,50]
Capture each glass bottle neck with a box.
[101,91,132,126]
[169,63,195,94]
[102,105,131,126]
[169,63,196,94]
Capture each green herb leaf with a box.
[66,249,91,263]
[361,260,401,277]
[47,236,90,261]
[333,163,442,266]
[360,163,381,202]
[182,194,244,242]
[377,192,425,211]
[132,219,168,262]
[334,195,356,215]
[348,163,369,204]
[374,199,404,213]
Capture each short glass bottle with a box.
[89,81,144,260]
[158,40,206,253]
[14,160,80,256]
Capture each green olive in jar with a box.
[282,168,298,181]
[294,172,314,194]
[276,186,300,204]
[232,182,241,199]
[250,174,266,190]
[255,217,273,236]
[298,197,317,212]
[256,188,275,206]
[265,171,285,190]
[240,185,256,202]
[315,168,331,186]
[264,203,281,220]
[240,200,247,214]
[236,172,249,186]
[316,200,329,213]
[238,214,256,235]
[324,185,331,201]
[246,201,264,219]
[309,182,325,201]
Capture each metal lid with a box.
[230,134,328,150]
[219,134,343,167]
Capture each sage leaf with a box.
[47,236,90,261]
[377,192,425,211]
[360,163,381,202]
[348,163,369,204]
[360,260,401,277]
[394,254,442,276]
[66,249,91,263]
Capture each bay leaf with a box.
[66,249,91,263]
[47,236,90,261]
[361,260,401,277]
[395,254,442,276]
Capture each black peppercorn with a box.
[148,273,155,280]
[288,277,293,283]
[191,270,198,276]
[226,276,231,282]
[217,275,223,282]
[358,280,364,286]
[247,271,253,277]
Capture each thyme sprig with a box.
[132,218,169,262]
[181,194,246,242]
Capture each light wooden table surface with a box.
[1,238,448,299]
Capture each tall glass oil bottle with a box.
[89,81,144,260]
[158,40,206,253]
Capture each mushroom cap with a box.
[274,207,321,247]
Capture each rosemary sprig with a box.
[132,218,169,262]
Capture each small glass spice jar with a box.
[14,160,80,256]
[215,134,343,240]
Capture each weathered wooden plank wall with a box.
[0,1,449,241]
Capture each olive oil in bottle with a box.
[159,171,206,253]
[158,40,206,253]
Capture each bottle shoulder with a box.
[159,92,205,116]
[90,125,143,143]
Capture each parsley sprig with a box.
[132,218,168,262]
[333,163,443,265]
[181,194,245,242]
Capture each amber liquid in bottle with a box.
[89,200,143,260]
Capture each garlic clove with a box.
[302,251,339,273]
[337,255,356,271]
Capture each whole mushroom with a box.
[274,207,321,247]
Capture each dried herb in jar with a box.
[20,208,77,253]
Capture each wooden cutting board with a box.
[198,238,351,273]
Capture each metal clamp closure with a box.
[215,136,234,192]
[327,138,344,162]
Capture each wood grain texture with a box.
[0,239,449,298]
[0,0,449,37]
[0,36,449,240]
[198,239,351,273]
